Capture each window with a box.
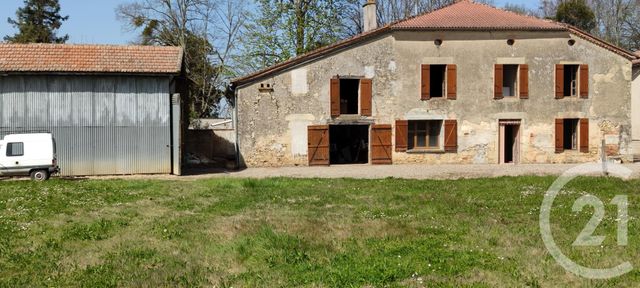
[339,79,359,114]
[495,64,528,99]
[502,65,519,97]
[6,142,24,157]
[564,65,579,97]
[421,64,457,100]
[330,78,372,117]
[556,118,589,153]
[563,119,579,150]
[430,65,446,98]
[556,64,588,99]
[408,120,442,150]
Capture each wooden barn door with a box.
[371,124,392,165]
[308,125,330,166]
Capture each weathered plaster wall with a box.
[237,31,633,167]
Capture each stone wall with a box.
[236,31,633,167]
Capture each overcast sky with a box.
[0,0,538,45]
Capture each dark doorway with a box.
[500,121,520,164]
[563,119,579,150]
[339,79,360,114]
[330,125,369,164]
[504,125,518,163]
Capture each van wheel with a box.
[30,170,49,181]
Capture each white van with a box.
[0,133,59,181]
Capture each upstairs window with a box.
[421,64,457,100]
[502,65,519,97]
[556,64,589,99]
[429,65,446,98]
[563,65,579,97]
[494,64,529,99]
[339,79,359,115]
[330,77,372,117]
[6,142,24,157]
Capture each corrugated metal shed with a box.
[0,75,172,176]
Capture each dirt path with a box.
[74,163,640,181]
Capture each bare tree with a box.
[117,0,247,118]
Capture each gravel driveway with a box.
[75,163,640,181]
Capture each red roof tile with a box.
[393,0,563,31]
[0,43,183,74]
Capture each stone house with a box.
[232,0,640,167]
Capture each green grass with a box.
[0,176,639,287]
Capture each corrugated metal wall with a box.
[0,75,172,176]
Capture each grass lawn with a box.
[0,176,639,287]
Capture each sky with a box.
[0,0,538,45]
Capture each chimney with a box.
[363,0,377,32]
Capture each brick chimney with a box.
[363,0,377,32]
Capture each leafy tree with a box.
[555,0,596,32]
[4,0,69,43]
[240,0,349,71]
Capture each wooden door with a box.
[308,125,330,166]
[371,124,392,165]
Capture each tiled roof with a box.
[0,44,183,74]
[232,0,637,86]
[393,0,564,31]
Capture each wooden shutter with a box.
[308,125,330,166]
[555,119,564,153]
[395,120,408,152]
[330,78,340,117]
[579,118,589,153]
[444,120,458,153]
[494,64,503,99]
[421,65,430,100]
[371,124,392,165]
[520,64,529,99]
[580,64,589,99]
[447,64,457,100]
[360,79,372,116]
[555,65,564,99]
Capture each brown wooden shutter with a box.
[360,79,372,116]
[579,118,589,153]
[555,119,564,153]
[520,64,529,99]
[555,65,564,99]
[308,125,330,166]
[447,64,457,100]
[330,78,340,117]
[580,64,589,99]
[421,65,430,100]
[444,120,458,153]
[494,64,503,99]
[371,124,392,165]
[395,120,408,152]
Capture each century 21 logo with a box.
[540,163,633,279]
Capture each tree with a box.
[4,0,69,43]
[555,0,596,32]
[117,0,246,118]
[239,0,348,72]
